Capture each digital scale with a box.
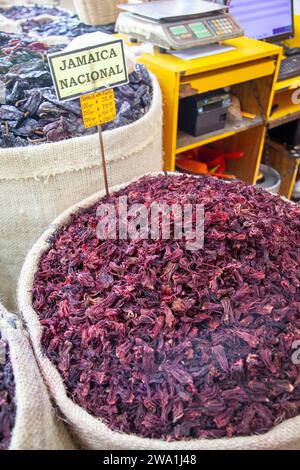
[116,0,243,52]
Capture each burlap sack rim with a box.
[0,301,75,450]
[0,302,28,450]
[18,174,300,450]
[0,73,161,181]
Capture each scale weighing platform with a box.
[116,0,244,52]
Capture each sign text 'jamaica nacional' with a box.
[48,39,128,101]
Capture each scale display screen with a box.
[170,25,188,35]
[189,23,212,38]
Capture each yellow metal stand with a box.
[270,16,300,124]
[265,15,300,198]
[138,37,281,184]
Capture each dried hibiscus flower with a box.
[0,334,16,449]
[33,174,300,440]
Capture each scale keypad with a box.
[167,15,239,43]
[207,17,236,36]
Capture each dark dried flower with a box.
[32,175,300,440]
[0,33,152,148]
[0,334,16,450]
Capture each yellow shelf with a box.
[179,58,276,96]
[269,107,300,128]
[139,35,281,181]
[176,116,263,154]
[275,76,300,91]
[140,37,281,76]
[269,87,300,128]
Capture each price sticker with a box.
[80,89,116,128]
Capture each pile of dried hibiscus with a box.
[0,334,16,449]
[0,34,152,148]
[33,175,300,440]
[0,5,114,38]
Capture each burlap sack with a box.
[0,301,76,449]
[18,175,300,450]
[0,74,162,311]
[73,0,126,26]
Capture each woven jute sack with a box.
[18,174,300,450]
[73,0,126,26]
[0,301,76,449]
[0,74,162,311]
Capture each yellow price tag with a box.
[80,89,116,129]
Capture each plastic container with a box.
[256,164,281,194]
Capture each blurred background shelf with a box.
[176,115,263,154]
